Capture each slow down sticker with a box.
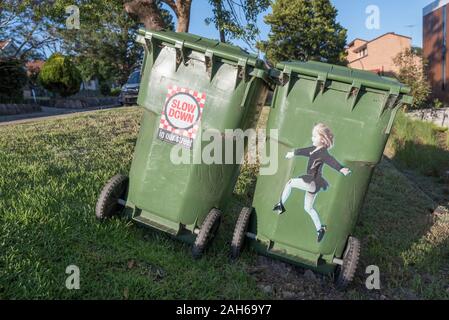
[158,85,206,149]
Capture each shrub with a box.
[433,98,444,109]
[38,53,82,97]
[394,49,431,109]
[0,58,27,103]
[387,112,449,176]
[100,82,111,96]
[110,88,121,96]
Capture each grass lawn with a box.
[0,107,448,299]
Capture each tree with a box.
[42,0,174,85]
[0,58,28,103]
[38,53,82,97]
[0,0,58,60]
[257,0,347,64]
[394,48,431,109]
[205,0,270,49]
[123,0,268,49]
[124,0,191,32]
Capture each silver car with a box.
[119,70,141,106]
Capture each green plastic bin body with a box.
[249,61,412,274]
[124,29,269,243]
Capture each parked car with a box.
[119,70,141,106]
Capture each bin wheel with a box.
[95,174,129,220]
[230,207,252,260]
[192,208,222,259]
[335,236,361,289]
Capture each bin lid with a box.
[277,60,411,94]
[138,29,264,68]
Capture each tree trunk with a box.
[176,12,190,32]
[124,0,166,31]
[219,29,226,42]
[215,1,226,42]
[174,0,192,32]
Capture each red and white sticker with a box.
[158,85,206,149]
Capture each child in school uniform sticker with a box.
[158,85,206,150]
[273,123,351,243]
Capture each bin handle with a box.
[385,106,400,135]
[379,86,400,118]
[238,58,248,80]
[175,40,187,71]
[276,66,295,102]
[234,58,249,89]
[240,77,255,108]
[136,32,159,67]
[385,95,413,134]
[311,72,328,102]
[205,50,215,81]
[346,80,362,111]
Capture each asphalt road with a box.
[0,105,122,126]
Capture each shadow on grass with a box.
[355,159,449,299]
[390,140,449,178]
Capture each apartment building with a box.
[423,0,449,103]
[346,32,413,76]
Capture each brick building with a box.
[346,33,413,76]
[423,0,449,103]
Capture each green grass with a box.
[386,112,449,176]
[353,160,449,299]
[0,106,448,299]
[0,107,265,299]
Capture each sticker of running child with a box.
[272,123,351,243]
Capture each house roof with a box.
[347,32,412,51]
[347,38,368,47]
[0,39,11,50]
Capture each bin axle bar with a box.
[245,232,256,239]
[332,258,343,265]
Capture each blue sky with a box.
[187,0,433,52]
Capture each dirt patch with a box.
[248,256,347,300]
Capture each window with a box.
[358,47,368,58]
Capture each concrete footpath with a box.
[0,105,121,126]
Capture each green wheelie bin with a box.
[95,29,269,258]
[230,61,413,288]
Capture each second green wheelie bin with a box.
[95,29,270,258]
[231,61,412,288]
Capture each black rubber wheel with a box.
[192,208,221,259]
[335,236,361,289]
[95,174,129,220]
[230,207,252,260]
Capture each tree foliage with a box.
[0,58,28,103]
[394,48,431,109]
[2,0,269,88]
[258,0,347,64]
[38,53,82,97]
[205,0,270,49]
[0,0,58,60]
[123,0,268,50]
[41,0,174,85]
